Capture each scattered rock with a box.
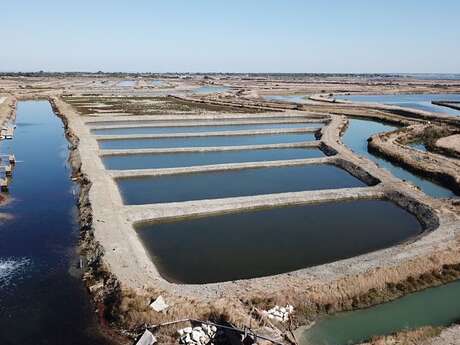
[149,295,169,312]
[136,329,157,345]
[178,324,217,345]
[262,304,294,323]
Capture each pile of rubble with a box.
[262,305,294,323]
[178,324,217,345]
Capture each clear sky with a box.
[1,0,459,73]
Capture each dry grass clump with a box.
[116,288,252,332]
[368,326,442,345]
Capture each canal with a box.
[0,101,108,345]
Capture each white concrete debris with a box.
[263,304,294,322]
[136,329,157,345]
[178,324,217,345]
[149,295,169,312]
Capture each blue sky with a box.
[1,0,459,73]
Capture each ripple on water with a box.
[0,257,30,288]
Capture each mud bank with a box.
[49,98,128,344]
[368,124,460,195]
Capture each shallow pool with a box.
[339,93,460,116]
[98,132,317,150]
[92,122,320,135]
[117,164,367,204]
[103,147,325,170]
[297,279,460,345]
[264,95,311,103]
[136,199,421,283]
[193,86,230,94]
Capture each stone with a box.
[135,329,157,345]
[149,295,169,312]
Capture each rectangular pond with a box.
[117,164,366,204]
[98,132,317,150]
[338,93,460,116]
[92,122,320,135]
[117,80,136,87]
[193,86,230,94]
[135,200,422,283]
[103,147,325,170]
[87,116,313,127]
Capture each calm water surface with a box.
[0,101,108,345]
[117,164,366,204]
[103,147,324,170]
[117,80,136,87]
[339,94,460,116]
[342,119,455,198]
[99,132,317,150]
[263,95,311,103]
[193,86,230,94]
[92,123,319,135]
[298,279,460,345]
[136,200,421,283]
[87,116,311,127]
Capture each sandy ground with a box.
[436,134,460,156]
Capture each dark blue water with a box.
[117,164,366,204]
[339,94,460,116]
[92,123,320,136]
[103,148,325,170]
[0,101,108,345]
[136,200,421,283]
[342,119,455,198]
[98,132,317,150]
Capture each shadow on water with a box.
[0,101,109,345]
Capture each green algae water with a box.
[297,280,460,345]
[136,200,421,283]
